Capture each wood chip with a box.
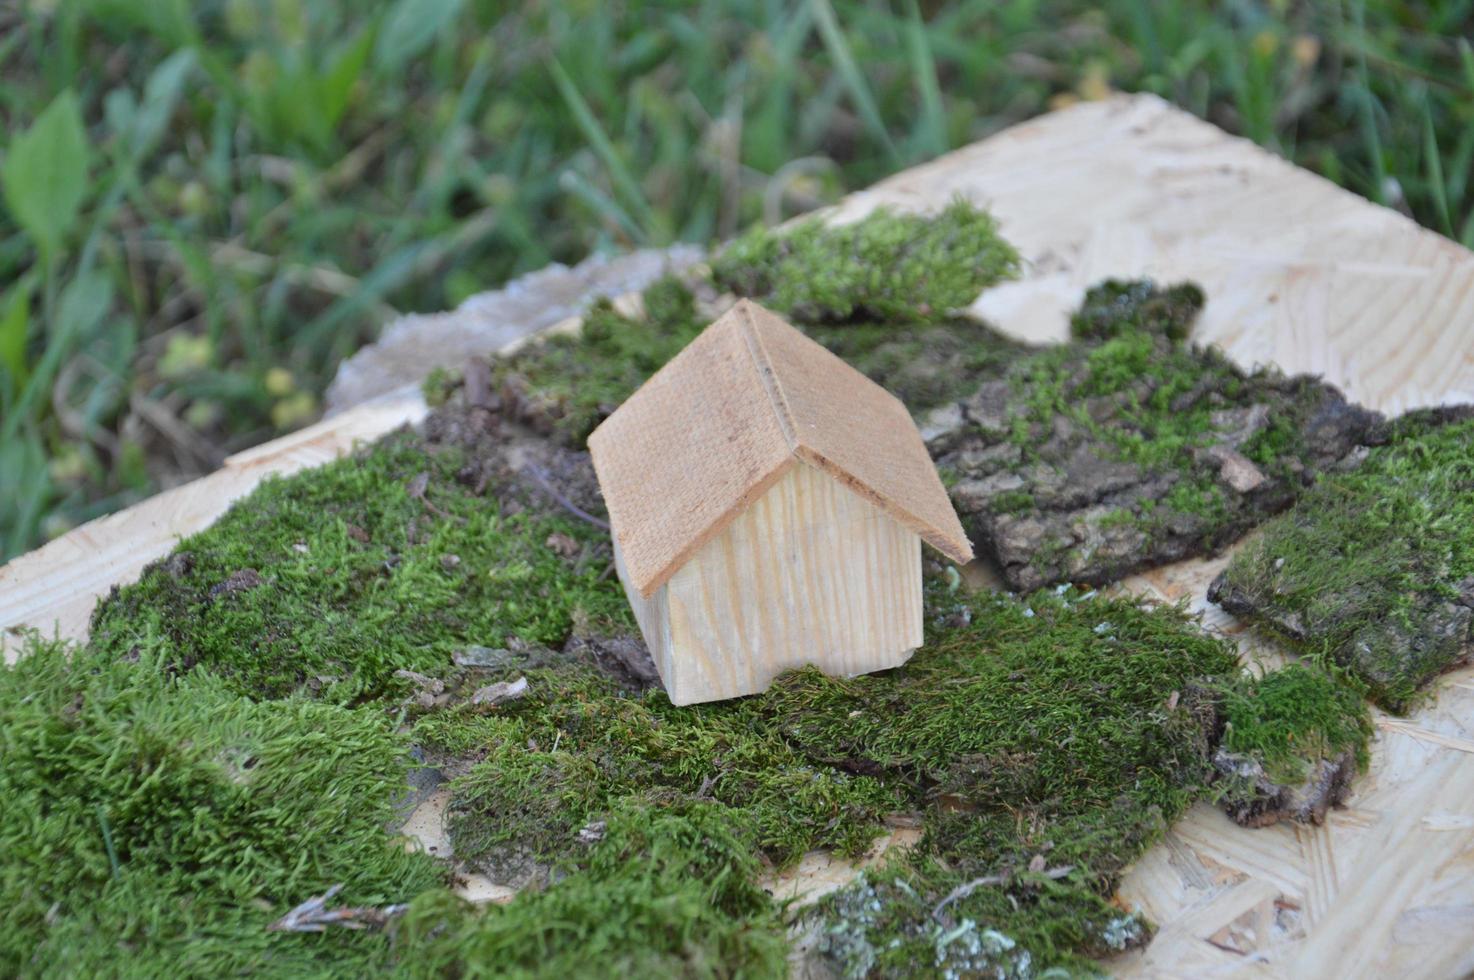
[470,675,529,708]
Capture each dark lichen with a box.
[1210,409,1474,711]
[807,316,1029,415]
[1069,278,1206,343]
[928,280,1381,591]
[712,198,1020,323]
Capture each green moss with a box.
[0,210,1385,975]
[492,276,706,445]
[435,199,1023,454]
[806,316,1028,414]
[4,430,1378,977]
[486,267,1025,444]
[1070,278,1205,342]
[712,199,1019,322]
[1212,412,1474,710]
[430,657,903,874]
[394,801,789,979]
[421,365,458,408]
[422,584,1252,974]
[89,432,630,703]
[0,634,444,977]
[1007,320,1251,476]
[1218,664,1371,784]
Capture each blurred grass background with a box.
[1,0,1471,560]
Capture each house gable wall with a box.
[622,460,921,705]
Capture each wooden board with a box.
[4,93,1474,978]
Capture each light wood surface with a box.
[5,93,1474,977]
[830,94,1474,415]
[651,461,923,705]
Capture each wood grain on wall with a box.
[636,462,922,705]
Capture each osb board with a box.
[2,93,1472,977]
[830,93,1474,415]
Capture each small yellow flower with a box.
[271,392,318,429]
[159,334,213,379]
[1078,61,1112,102]
[264,367,296,397]
[1292,34,1321,68]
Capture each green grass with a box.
[4,0,1474,559]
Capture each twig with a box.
[523,465,610,531]
[931,874,1006,922]
[464,355,493,410]
[931,865,1075,922]
[130,390,225,469]
[268,884,409,933]
[407,471,466,524]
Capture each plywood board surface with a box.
[3,93,1472,978]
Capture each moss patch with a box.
[1209,663,1371,827]
[1210,409,1474,711]
[1219,664,1371,782]
[394,801,790,978]
[490,276,707,446]
[784,587,1231,974]
[807,316,1028,415]
[89,429,630,703]
[4,436,1374,977]
[483,200,1028,442]
[1069,278,1205,343]
[0,634,444,976]
[711,199,1019,323]
[929,280,1381,591]
[412,582,1357,975]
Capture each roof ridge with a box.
[733,300,800,454]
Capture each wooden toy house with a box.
[588,299,973,705]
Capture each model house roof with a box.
[588,299,974,597]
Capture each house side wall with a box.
[612,536,672,679]
[662,461,922,705]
